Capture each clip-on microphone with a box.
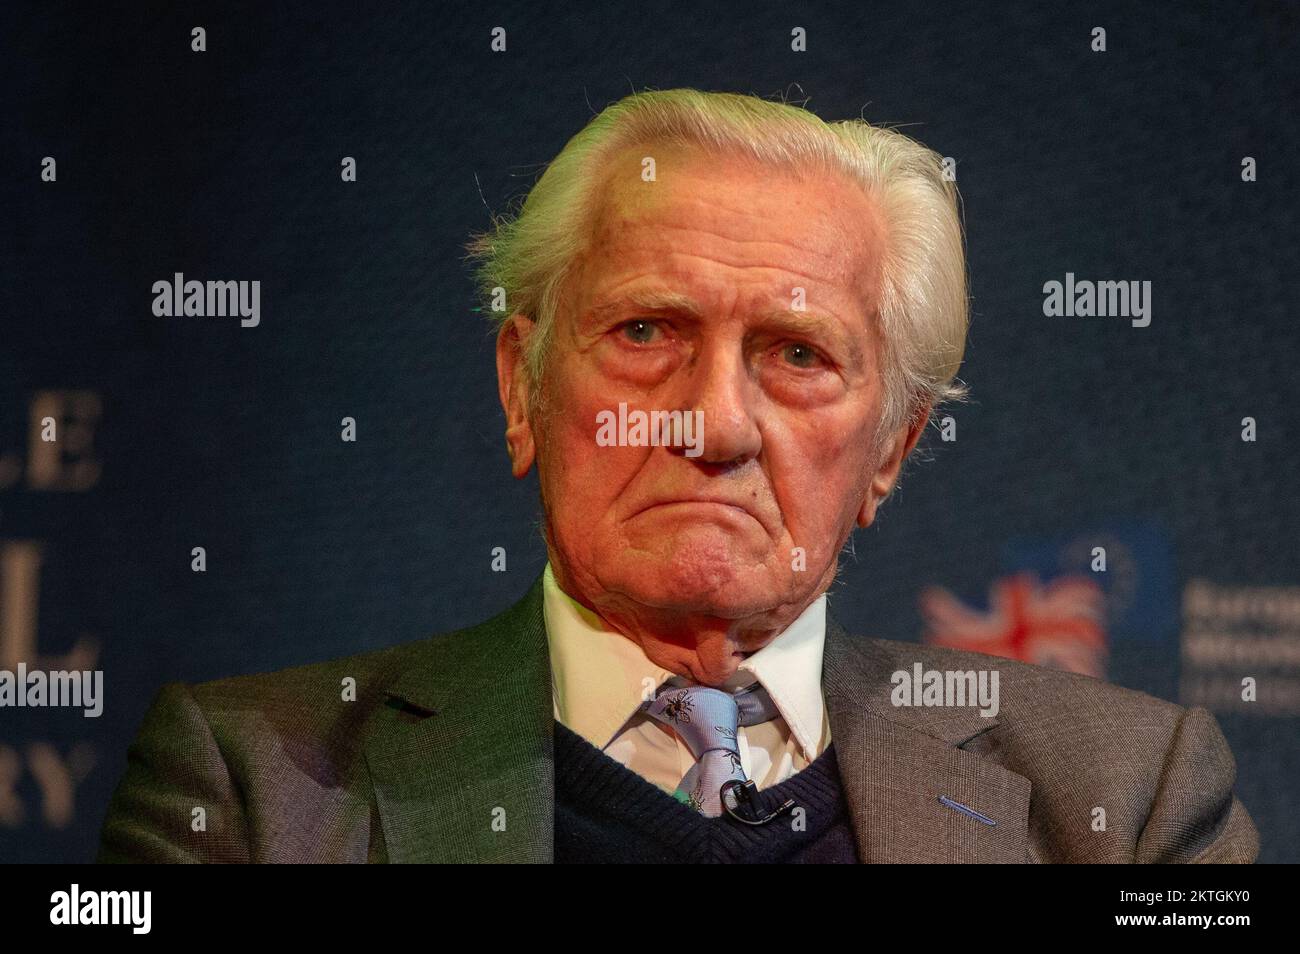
[720,780,796,825]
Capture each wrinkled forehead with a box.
[573,141,888,323]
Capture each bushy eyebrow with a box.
[583,290,703,323]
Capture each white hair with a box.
[467,88,969,444]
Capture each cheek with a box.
[536,377,644,520]
[769,407,879,529]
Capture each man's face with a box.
[501,144,922,624]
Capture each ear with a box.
[856,401,931,528]
[495,314,537,478]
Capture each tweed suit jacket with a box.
[97,574,1258,863]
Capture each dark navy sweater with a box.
[553,720,859,863]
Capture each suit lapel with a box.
[363,576,554,863]
[823,616,1031,863]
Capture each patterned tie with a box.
[640,677,781,817]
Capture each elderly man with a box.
[99,89,1257,863]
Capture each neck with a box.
[548,558,827,687]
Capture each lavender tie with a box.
[640,677,781,817]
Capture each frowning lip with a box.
[630,497,760,522]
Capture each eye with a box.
[779,342,822,368]
[619,319,662,344]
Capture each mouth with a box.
[631,498,760,522]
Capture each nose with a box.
[675,342,762,467]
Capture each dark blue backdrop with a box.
[2,0,1296,862]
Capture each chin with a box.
[605,546,780,619]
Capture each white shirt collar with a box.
[542,562,827,761]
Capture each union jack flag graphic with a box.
[920,572,1108,677]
